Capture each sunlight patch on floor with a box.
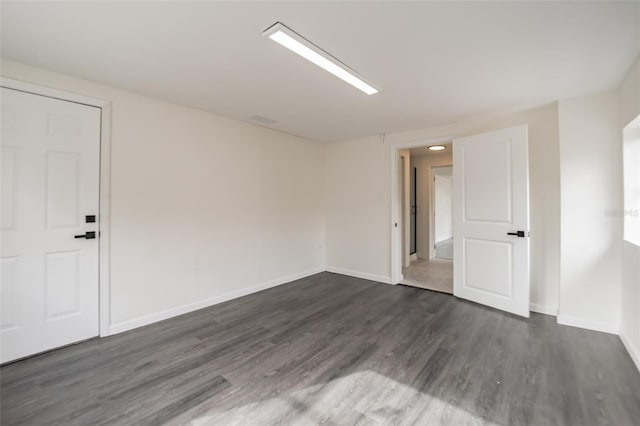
[188,370,499,425]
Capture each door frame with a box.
[390,136,453,284]
[1,77,113,337]
[410,166,417,257]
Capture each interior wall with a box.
[434,175,453,243]
[618,55,640,370]
[558,90,622,333]
[1,60,327,332]
[409,154,453,259]
[326,103,560,313]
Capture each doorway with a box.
[400,144,454,294]
[390,125,531,317]
[452,126,530,316]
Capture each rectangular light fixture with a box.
[263,22,379,95]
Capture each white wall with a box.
[324,136,389,282]
[1,60,327,333]
[619,56,640,370]
[326,103,561,314]
[434,175,453,243]
[558,91,622,333]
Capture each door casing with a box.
[1,77,113,338]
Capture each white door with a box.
[453,125,530,317]
[1,87,101,363]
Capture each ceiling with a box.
[2,2,638,143]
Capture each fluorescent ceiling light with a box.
[429,145,446,151]
[263,22,379,95]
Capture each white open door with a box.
[453,125,530,317]
[1,87,101,363]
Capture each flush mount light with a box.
[263,22,379,95]
[428,145,446,151]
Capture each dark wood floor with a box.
[2,272,639,425]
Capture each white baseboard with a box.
[325,266,392,284]
[410,253,418,261]
[108,266,325,335]
[557,314,618,334]
[620,330,640,373]
[529,303,557,316]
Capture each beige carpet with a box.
[402,258,453,294]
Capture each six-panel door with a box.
[1,87,100,363]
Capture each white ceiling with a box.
[2,2,638,142]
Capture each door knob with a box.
[507,230,526,237]
[74,231,96,239]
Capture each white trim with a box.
[98,104,112,337]
[109,267,325,335]
[0,77,110,109]
[620,330,640,372]
[529,303,557,316]
[409,253,418,261]
[557,314,619,334]
[326,266,393,284]
[390,136,454,284]
[0,77,113,338]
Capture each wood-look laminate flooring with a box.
[2,272,639,426]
